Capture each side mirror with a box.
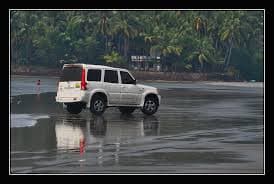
[133,79,137,85]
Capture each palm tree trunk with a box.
[12,34,17,64]
[27,38,31,65]
[105,35,108,52]
[127,38,130,56]
[127,38,130,68]
[215,39,218,49]
[123,37,127,57]
[163,57,166,73]
[201,62,204,73]
[223,44,229,71]
[225,43,233,71]
[118,35,121,53]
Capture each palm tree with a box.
[98,12,111,53]
[111,12,138,59]
[219,11,246,71]
[186,36,215,72]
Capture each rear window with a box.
[87,69,101,81]
[104,70,118,83]
[60,67,82,81]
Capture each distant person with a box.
[36,79,41,95]
[79,138,85,155]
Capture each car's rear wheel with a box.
[90,96,106,115]
[119,107,136,114]
[141,96,159,115]
[66,103,82,114]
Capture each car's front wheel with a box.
[90,96,106,115]
[141,96,159,115]
[66,103,82,114]
[119,107,136,114]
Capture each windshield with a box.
[120,71,135,84]
[60,67,82,82]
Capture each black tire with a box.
[90,96,106,115]
[141,96,159,115]
[66,103,82,114]
[119,107,136,114]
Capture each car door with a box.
[103,70,121,105]
[120,70,142,105]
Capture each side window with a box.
[120,71,135,84]
[104,70,118,83]
[87,69,101,81]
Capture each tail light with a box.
[81,68,87,90]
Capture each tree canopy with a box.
[10,10,264,81]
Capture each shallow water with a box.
[10,76,264,174]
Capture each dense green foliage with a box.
[10,10,264,80]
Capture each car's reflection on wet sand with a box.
[11,113,161,172]
[54,114,160,152]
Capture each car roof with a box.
[63,63,127,71]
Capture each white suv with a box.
[56,64,161,115]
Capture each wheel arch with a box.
[87,89,109,108]
[140,93,159,107]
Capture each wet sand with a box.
[10,76,264,174]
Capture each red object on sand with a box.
[80,138,85,155]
